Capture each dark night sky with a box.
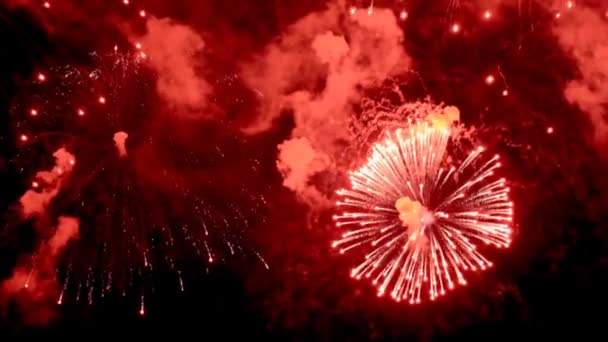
[1,0,608,340]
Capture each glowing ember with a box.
[333,121,513,304]
[485,75,495,85]
[451,23,461,33]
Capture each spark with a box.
[451,23,461,34]
[333,121,513,304]
[37,73,46,82]
[98,96,106,104]
[400,11,408,21]
[139,10,146,18]
[485,75,495,85]
[547,126,554,134]
[483,10,492,20]
[43,2,50,9]
[30,109,38,116]
[20,134,28,142]
[77,108,85,116]
[502,89,509,96]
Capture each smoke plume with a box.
[113,131,129,158]
[552,4,608,148]
[19,148,75,217]
[242,4,410,207]
[139,17,211,113]
[1,216,79,326]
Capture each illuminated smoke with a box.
[19,148,75,218]
[552,4,608,148]
[1,216,79,326]
[242,3,410,206]
[276,137,332,206]
[113,131,129,158]
[139,17,211,113]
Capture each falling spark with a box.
[333,122,513,304]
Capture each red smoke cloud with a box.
[1,216,79,326]
[552,4,608,148]
[19,148,75,217]
[139,16,211,113]
[241,3,410,207]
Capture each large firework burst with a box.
[5,47,265,313]
[332,113,513,304]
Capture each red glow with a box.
[485,75,495,85]
[123,0,129,4]
[30,109,38,116]
[566,1,574,9]
[547,126,554,134]
[139,10,146,18]
[43,2,50,9]
[349,6,356,15]
[37,73,46,82]
[20,134,28,142]
[400,11,408,20]
[483,11,492,20]
[451,23,461,33]
[32,181,39,188]
[77,108,85,116]
[135,42,142,50]
[98,96,106,104]
[502,89,509,96]
[555,12,561,19]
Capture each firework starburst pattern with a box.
[333,111,513,304]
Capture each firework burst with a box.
[332,111,513,304]
[5,46,266,312]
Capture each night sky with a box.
[1,0,608,340]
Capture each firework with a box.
[332,112,513,304]
[6,47,265,312]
